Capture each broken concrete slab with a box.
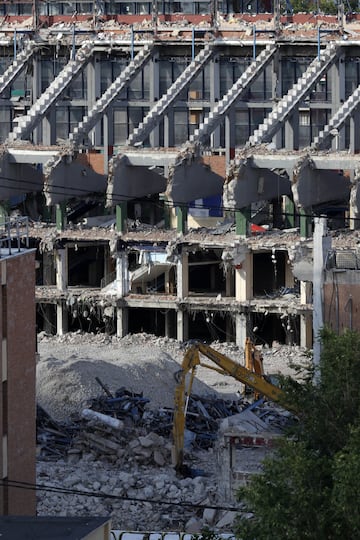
[0,150,43,201]
[224,157,291,209]
[44,153,106,205]
[292,154,351,209]
[166,149,223,204]
[107,154,166,205]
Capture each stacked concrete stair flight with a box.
[190,45,277,145]
[248,42,339,147]
[127,43,214,146]
[312,83,360,150]
[8,41,94,142]
[69,45,153,146]
[0,41,38,97]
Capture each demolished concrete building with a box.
[1,1,360,346]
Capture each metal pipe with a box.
[13,29,17,60]
[131,25,134,60]
[192,27,195,60]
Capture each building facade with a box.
[0,2,358,347]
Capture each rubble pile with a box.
[36,332,308,532]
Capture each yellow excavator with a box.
[172,339,288,472]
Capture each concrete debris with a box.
[36,332,309,531]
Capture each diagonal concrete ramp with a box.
[223,157,291,209]
[106,154,167,206]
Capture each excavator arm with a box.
[172,341,287,472]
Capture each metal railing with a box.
[0,216,29,257]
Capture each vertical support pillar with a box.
[300,208,311,239]
[177,251,189,299]
[236,207,250,237]
[313,217,331,380]
[300,281,312,348]
[115,251,129,338]
[225,269,233,297]
[43,251,54,286]
[235,251,253,303]
[210,54,221,148]
[177,205,188,234]
[177,309,189,343]
[284,196,295,228]
[149,52,160,147]
[117,307,128,338]
[225,112,235,166]
[235,251,253,347]
[331,55,346,150]
[164,111,174,148]
[56,202,67,232]
[235,313,248,348]
[55,247,68,336]
[116,203,127,233]
[285,253,294,288]
[350,111,360,154]
[284,110,299,150]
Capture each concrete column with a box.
[300,281,312,348]
[87,55,102,146]
[284,196,295,228]
[210,55,221,148]
[350,111,360,153]
[164,111,174,147]
[331,57,346,150]
[225,112,235,165]
[116,203,127,233]
[115,252,129,296]
[235,252,253,302]
[235,207,250,237]
[32,55,42,144]
[117,307,128,338]
[177,206,188,234]
[177,309,189,342]
[235,312,247,348]
[149,53,160,147]
[285,254,294,288]
[56,301,68,336]
[284,110,299,150]
[55,248,68,292]
[177,251,189,299]
[43,251,54,286]
[225,269,233,297]
[313,217,331,380]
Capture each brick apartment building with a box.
[0,220,36,515]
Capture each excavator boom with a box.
[172,341,287,471]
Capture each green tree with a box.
[235,328,360,540]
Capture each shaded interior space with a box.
[253,251,287,298]
[127,195,165,227]
[128,307,176,337]
[188,311,234,343]
[68,244,107,287]
[250,312,300,346]
[188,249,226,296]
[37,303,56,335]
[128,249,176,295]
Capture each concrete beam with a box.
[223,157,291,209]
[107,154,167,206]
[7,148,59,164]
[292,154,350,208]
[44,155,106,205]
[250,151,360,172]
[120,150,178,167]
[0,151,43,200]
[166,153,223,204]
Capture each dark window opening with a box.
[250,312,300,347]
[188,250,225,295]
[68,245,105,287]
[188,311,234,343]
[253,251,286,297]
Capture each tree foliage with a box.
[235,328,360,540]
